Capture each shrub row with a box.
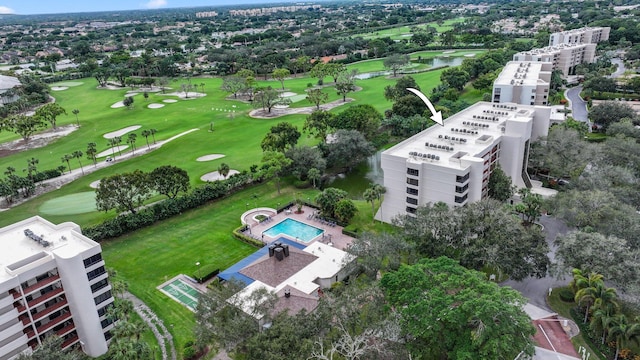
[193,265,219,284]
[232,224,265,248]
[84,172,254,241]
[33,169,64,183]
[569,307,613,359]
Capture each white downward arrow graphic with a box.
[406,87,444,126]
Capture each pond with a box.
[354,56,467,79]
[326,150,384,199]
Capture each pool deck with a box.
[242,206,354,251]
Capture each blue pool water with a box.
[263,218,324,243]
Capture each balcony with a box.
[55,322,75,337]
[32,300,68,321]
[27,288,64,308]
[22,275,60,296]
[61,334,79,349]
[36,312,71,333]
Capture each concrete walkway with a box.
[122,291,177,360]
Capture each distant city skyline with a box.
[0,0,312,15]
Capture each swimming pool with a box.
[263,218,324,243]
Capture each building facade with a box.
[492,61,553,106]
[0,217,114,360]
[549,26,610,46]
[378,102,551,223]
[513,43,597,76]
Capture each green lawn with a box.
[101,181,319,353]
[350,18,465,40]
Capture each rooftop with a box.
[384,102,537,170]
[516,42,593,56]
[0,216,98,281]
[494,61,551,87]
[553,26,607,35]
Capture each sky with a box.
[0,0,303,15]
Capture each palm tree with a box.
[61,154,73,174]
[72,150,84,175]
[575,285,598,323]
[218,163,230,179]
[150,128,157,144]
[141,129,151,149]
[108,138,119,160]
[114,136,123,156]
[87,142,98,166]
[127,133,137,155]
[590,308,615,345]
[363,188,378,223]
[608,314,640,360]
[592,283,619,317]
[72,109,80,126]
[307,167,321,189]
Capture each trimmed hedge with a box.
[232,224,264,248]
[84,172,253,241]
[193,265,219,283]
[558,287,575,302]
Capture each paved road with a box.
[609,58,625,78]
[565,86,588,123]
[502,215,571,311]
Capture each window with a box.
[406,178,419,186]
[87,266,106,281]
[83,254,103,268]
[94,290,112,306]
[91,279,109,293]
[406,197,418,205]
[406,187,418,195]
[406,206,417,214]
[455,184,468,193]
[456,173,470,183]
[97,303,114,318]
[101,317,114,329]
[406,168,419,176]
[455,194,468,204]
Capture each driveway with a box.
[609,58,625,79]
[502,215,571,311]
[565,86,588,123]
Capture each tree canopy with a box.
[381,257,536,360]
[261,122,301,152]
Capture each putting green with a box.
[40,192,97,215]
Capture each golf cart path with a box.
[0,129,199,211]
[249,98,354,119]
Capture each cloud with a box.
[0,6,15,14]
[144,0,167,9]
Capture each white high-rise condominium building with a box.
[549,26,610,46]
[0,216,114,360]
[513,43,597,76]
[378,102,551,223]
[493,61,553,106]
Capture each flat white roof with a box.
[384,102,536,170]
[552,26,607,36]
[516,42,593,56]
[0,216,98,282]
[494,61,550,87]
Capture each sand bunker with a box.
[51,86,68,91]
[125,92,138,97]
[200,170,239,182]
[443,50,456,54]
[97,146,129,158]
[196,154,225,162]
[280,92,297,97]
[52,81,83,87]
[111,101,125,108]
[104,125,141,139]
[89,180,101,189]
[148,103,165,109]
[464,53,476,57]
[162,91,206,99]
[163,99,178,103]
